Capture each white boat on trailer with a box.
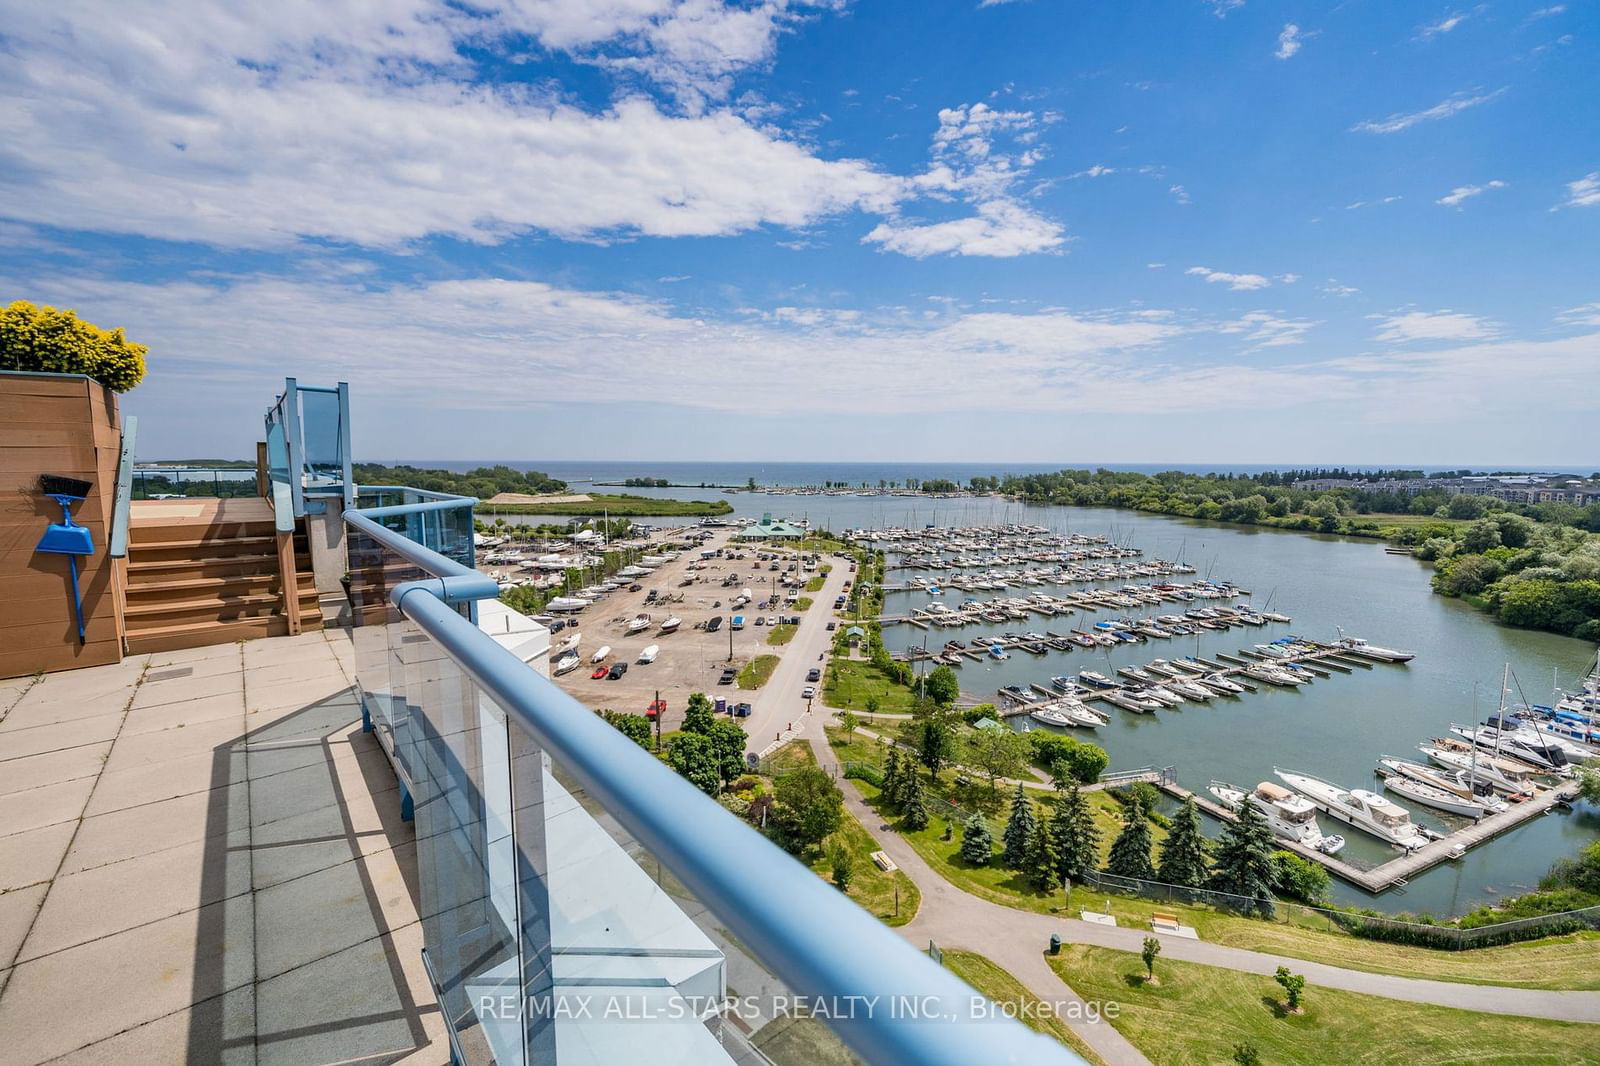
[1274,767,1430,850]
[626,613,652,634]
[590,645,611,664]
[638,644,660,664]
[553,652,580,676]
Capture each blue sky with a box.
[1,0,1595,466]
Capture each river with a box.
[490,485,1599,917]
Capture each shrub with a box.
[0,301,148,392]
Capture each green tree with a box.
[1155,797,1210,887]
[1232,1042,1261,1066]
[1052,785,1102,879]
[1001,783,1037,869]
[840,710,861,741]
[705,719,750,786]
[966,728,1030,793]
[882,747,905,807]
[1026,816,1061,890]
[775,767,844,854]
[864,694,881,716]
[600,710,652,750]
[1577,766,1600,806]
[1141,936,1161,981]
[1211,797,1278,913]
[910,706,958,780]
[1271,851,1331,903]
[829,841,855,891]
[666,733,721,796]
[900,767,930,831]
[1105,794,1155,879]
[959,813,994,866]
[0,300,148,392]
[924,665,961,705]
[1274,966,1306,1012]
[682,691,716,735]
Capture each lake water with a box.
[490,486,1599,918]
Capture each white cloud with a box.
[1278,273,1301,284]
[1556,303,1600,327]
[1555,172,1600,210]
[1417,11,1472,40]
[1529,4,1566,18]
[1345,195,1403,209]
[1070,165,1117,178]
[1276,24,1305,60]
[1217,311,1317,348]
[1186,266,1272,291]
[1169,184,1193,205]
[0,0,912,251]
[1370,309,1499,344]
[1436,180,1506,207]
[864,101,1066,257]
[1321,280,1360,296]
[863,200,1065,258]
[1206,0,1245,18]
[1350,88,1505,134]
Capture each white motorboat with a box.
[1105,690,1162,713]
[555,632,580,654]
[1168,679,1213,702]
[1419,743,1533,795]
[638,644,659,664]
[1378,759,1502,817]
[1336,636,1415,663]
[590,645,611,664]
[1201,672,1246,694]
[659,616,683,634]
[1245,664,1302,687]
[1255,643,1295,659]
[1274,768,1430,850]
[1147,660,1186,678]
[1261,611,1291,623]
[1209,780,1342,854]
[1030,703,1104,729]
[626,613,652,634]
[1449,725,1569,773]
[547,596,592,613]
[1142,685,1184,707]
[1078,671,1117,688]
[553,652,580,676]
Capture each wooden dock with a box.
[1158,778,1581,894]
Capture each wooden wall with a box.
[0,374,125,677]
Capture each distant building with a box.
[1292,473,1600,506]
[733,513,807,540]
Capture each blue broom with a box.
[36,475,96,645]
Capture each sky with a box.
[1,0,1596,466]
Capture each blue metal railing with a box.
[343,489,1081,1066]
[109,415,138,559]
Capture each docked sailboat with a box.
[1419,743,1533,795]
[1209,781,1344,855]
[1449,725,1570,773]
[1377,758,1502,817]
[1274,768,1430,850]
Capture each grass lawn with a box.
[738,654,780,689]
[761,739,816,774]
[1049,945,1600,1066]
[943,951,1106,1066]
[793,596,813,611]
[821,659,916,713]
[806,807,920,928]
[805,575,827,592]
[767,624,798,646]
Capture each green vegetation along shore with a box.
[482,493,734,517]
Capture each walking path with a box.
[801,710,1600,1065]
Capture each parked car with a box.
[806,668,821,682]
[801,686,816,699]
[628,583,642,592]
[718,671,736,685]
[826,622,836,631]
[608,663,629,680]
[755,616,766,626]
[550,619,567,633]
[646,699,666,720]
[590,666,609,679]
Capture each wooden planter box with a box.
[0,372,125,677]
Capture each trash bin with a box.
[1048,934,1061,956]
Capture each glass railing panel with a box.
[298,386,346,491]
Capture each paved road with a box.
[799,709,1600,1064]
[743,558,853,752]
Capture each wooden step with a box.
[129,519,279,544]
[125,590,316,626]
[126,534,292,563]
[125,552,311,582]
[125,615,318,655]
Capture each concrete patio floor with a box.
[0,630,448,1065]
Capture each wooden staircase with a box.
[124,498,322,654]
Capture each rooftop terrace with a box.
[0,629,446,1064]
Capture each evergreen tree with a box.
[1211,794,1278,913]
[1000,782,1037,869]
[882,748,903,808]
[1155,796,1210,887]
[901,767,929,831]
[1052,785,1102,879]
[1026,816,1061,891]
[959,814,994,866]
[1104,794,1156,880]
